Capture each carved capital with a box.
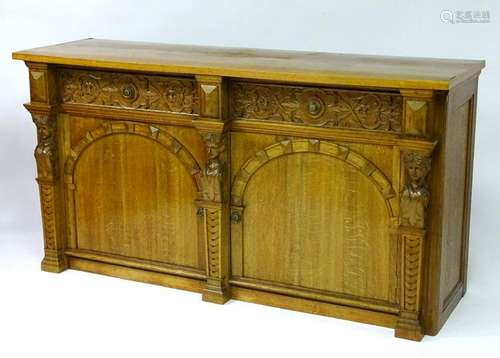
[400,152,431,229]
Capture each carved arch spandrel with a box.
[231,139,397,219]
[63,121,203,191]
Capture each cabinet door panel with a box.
[231,138,398,304]
[74,133,201,269]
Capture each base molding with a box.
[68,257,204,293]
[232,286,398,329]
[64,256,427,339]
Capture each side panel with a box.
[440,100,470,304]
[424,77,478,334]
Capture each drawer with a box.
[230,81,403,132]
[58,68,199,115]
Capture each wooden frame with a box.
[13,39,484,341]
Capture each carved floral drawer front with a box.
[58,69,199,115]
[230,81,403,132]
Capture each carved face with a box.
[202,133,225,159]
[406,163,425,183]
[33,115,51,140]
[404,153,431,185]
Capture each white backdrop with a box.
[1,1,499,357]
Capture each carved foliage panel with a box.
[230,81,402,131]
[59,69,199,114]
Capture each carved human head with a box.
[404,152,431,185]
[33,114,51,140]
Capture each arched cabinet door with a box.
[65,122,204,272]
[230,137,399,308]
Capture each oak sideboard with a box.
[12,39,484,340]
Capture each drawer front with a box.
[58,68,199,115]
[230,81,403,132]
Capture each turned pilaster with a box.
[25,62,66,273]
[193,75,231,303]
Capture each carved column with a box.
[193,75,231,304]
[25,62,67,273]
[395,152,431,341]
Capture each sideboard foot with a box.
[202,290,230,304]
[41,250,67,273]
[395,319,424,341]
[202,279,230,304]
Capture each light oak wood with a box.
[13,39,483,341]
[12,39,484,90]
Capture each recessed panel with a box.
[74,134,201,269]
[236,152,397,303]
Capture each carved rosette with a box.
[396,151,431,341]
[59,69,199,114]
[231,82,402,131]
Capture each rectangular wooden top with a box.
[12,38,485,90]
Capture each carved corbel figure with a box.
[400,152,431,229]
[32,113,57,181]
[200,132,226,202]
